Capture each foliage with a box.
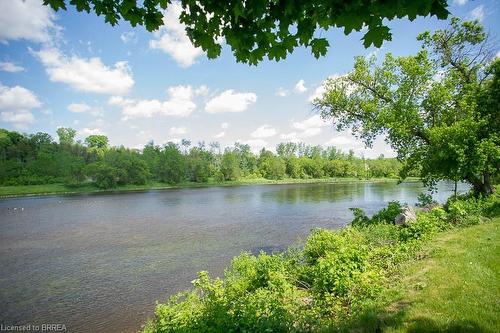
[371,201,403,224]
[158,143,185,184]
[220,150,241,181]
[86,162,122,189]
[186,147,210,182]
[43,0,449,65]
[350,201,402,227]
[349,208,370,227]
[0,128,403,188]
[314,18,499,195]
[258,150,286,180]
[84,135,108,149]
[143,194,499,332]
[56,127,76,145]
[416,192,436,207]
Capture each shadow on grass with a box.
[345,301,492,333]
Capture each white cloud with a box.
[453,0,467,6]
[149,2,204,68]
[280,115,329,139]
[325,136,353,146]
[276,87,289,97]
[308,85,326,102]
[80,128,104,136]
[294,79,307,93]
[0,111,35,126]
[299,127,322,138]
[496,51,500,59]
[280,132,297,140]
[251,125,277,138]
[169,126,188,135]
[214,131,225,138]
[221,122,229,129]
[67,102,102,116]
[67,103,91,113]
[292,115,328,130]
[108,96,133,107]
[0,83,41,126]
[120,31,137,44]
[166,137,182,144]
[470,5,485,22]
[365,48,381,60]
[109,85,196,120]
[240,139,268,152]
[279,132,303,143]
[195,85,210,96]
[32,47,134,95]
[205,90,257,113]
[0,0,56,43]
[308,74,353,102]
[0,61,25,73]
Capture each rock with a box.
[419,203,439,213]
[395,206,416,226]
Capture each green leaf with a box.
[310,38,329,58]
[120,0,136,15]
[362,26,392,48]
[43,0,66,11]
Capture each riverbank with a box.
[142,192,499,332]
[349,217,499,332]
[0,177,411,198]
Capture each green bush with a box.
[371,201,402,224]
[350,208,370,227]
[416,192,436,207]
[350,201,402,227]
[399,207,449,242]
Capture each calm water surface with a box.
[0,181,468,332]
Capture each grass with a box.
[352,218,500,332]
[0,177,406,198]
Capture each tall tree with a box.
[158,143,185,184]
[43,0,449,64]
[56,127,77,145]
[85,135,109,149]
[314,18,499,195]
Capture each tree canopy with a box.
[43,0,449,64]
[314,18,499,195]
[0,127,402,189]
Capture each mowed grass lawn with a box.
[355,218,500,332]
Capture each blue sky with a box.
[0,0,498,157]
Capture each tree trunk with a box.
[482,172,494,195]
[466,173,494,196]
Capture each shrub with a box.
[416,192,436,207]
[303,228,366,265]
[399,207,449,241]
[350,208,370,227]
[371,201,402,224]
[446,196,484,226]
[350,201,402,227]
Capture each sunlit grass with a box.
[352,218,500,332]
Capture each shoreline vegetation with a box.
[142,191,499,333]
[1,129,408,199]
[0,177,417,198]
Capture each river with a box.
[0,181,468,332]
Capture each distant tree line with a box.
[0,128,403,189]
